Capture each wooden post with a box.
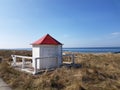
[0,57,3,63]
[33,58,37,74]
[12,55,16,66]
[22,58,25,69]
[72,54,74,64]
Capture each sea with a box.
[2,47,120,53]
[63,47,120,53]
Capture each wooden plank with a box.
[11,55,32,59]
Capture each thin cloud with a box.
[111,32,120,36]
[63,34,69,38]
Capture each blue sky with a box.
[0,0,120,48]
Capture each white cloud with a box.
[111,32,120,36]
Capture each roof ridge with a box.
[31,34,62,45]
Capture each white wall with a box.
[40,45,58,69]
[32,45,40,69]
[32,45,62,69]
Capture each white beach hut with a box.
[31,34,62,69]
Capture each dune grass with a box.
[0,62,84,90]
[0,50,120,90]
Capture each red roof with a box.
[31,34,62,45]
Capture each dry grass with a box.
[0,50,120,90]
[0,62,84,90]
[0,50,32,61]
[73,53,120,90]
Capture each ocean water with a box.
[63,47,120,53]
[1,47,120,53]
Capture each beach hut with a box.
[31,34,62,69]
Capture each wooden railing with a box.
[62,54,75,64]
[11,55,59,74]
[11,54,75,75]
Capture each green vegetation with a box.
[0,50,120,90]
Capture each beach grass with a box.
[0,50,120,90]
